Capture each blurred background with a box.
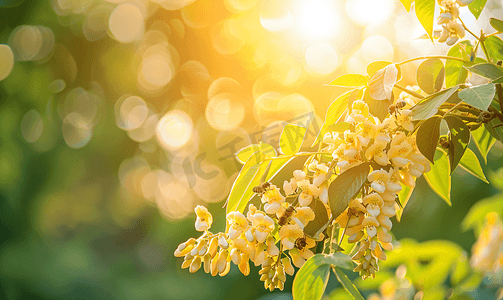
[0,0,503,299]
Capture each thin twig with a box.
[394,84,425,99]
[396,55,470,66]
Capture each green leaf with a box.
[471,126,495,163]
[446,41,472,88]
[468,63,503,81]
[328,162,371,220]
[332,267,365,300]
[396,184,413,222]
[417,58,445,94]
[485,118,503,142]
[450,252,470,286]
[444,116,470,173]
[462,193,503,232]
[313,91,351,146]
[458,83,496,111]
[424,149,451,205]
[459,148,488,183]
[325,253,353,270]
[225,151,266,214]
[416,116,442,164]
[410,87,458,120]
[280,123,307,155]
[328,289,354,300]
[304,199,330,240]
[328,74,368,88]
[292,255,331,300]
[398,0,412,12]
[368,64,398,100]
[366,61,392,78]
[364,89,391,122]
[348,88,364,112]
[468,0,487,19]
[490,18,503,33]
[235,143,277,164]
[415,0,436,41]
[484,36,503,62]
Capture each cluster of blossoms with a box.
[470,212,503,277]
[437,0,472,45]
[175,87,432,286]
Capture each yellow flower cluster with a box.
[470,212,503,275]
[175,87,432,285]
[437,0,470,46]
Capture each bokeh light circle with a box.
[156,110,193,151]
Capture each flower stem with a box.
[396,55,470,66]
[394,84,425,99]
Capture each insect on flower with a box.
[388,100,407,117]
[278,204,296,226]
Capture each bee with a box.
[295,237,307,251]
[252,181,271,195]
[278,205,296,226]
[388,100,407,117]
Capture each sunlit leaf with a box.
[332,267,365,300]
[313,91,351,146]
[450,252,471,286]
[280,123,307,155]
[468,0,487,19]
[417,58,445,94]
[467,63,503,80]
[484,35,503,62]
[325,122,352,134]
[398,0,412,12]
[328,289,353,300]
[292,254,331,300]
[328,162,370,220]
[235,142,277,164]
[459,148,488,183]
[424,149,451,205]
[490,18,503,32]
[367,61,391,77]
[471,126,495,163]
[458,83,496,111]
[444,116,470,173]
[415,0,436,41]
[416,115,442,164]
[446,41,472,88]
[410,87,458,120]
[304,199,330,240]
[485,118,503,142]
[396,184,413,222]
[328,74,368,88]
[225,151,266,214]
[325,253,353,270]
[348,88,364,112]
[462,193,503,232]
[364,89,391,122]
[368,64,398,100]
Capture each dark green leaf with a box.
[468,63,503,80]
[459,148,488,183]
[471,126,495,163]
[236,142,277,164]
[424,149,451,205]
[468,0,487,19]
[292,255,331,300]
[304,199,330,240]
[313,91,351,146]
[416,116,442,163]
[396,185,413,222]
[328,74,368,88]
[417,58,445,94]
[368,64,398,100]
[462,193,503,231]
[333,267,365,300]
[367,61,391,77]
[446,41,472,88]
[280,123,307,155]
[458,83,496,111]
[328,162,370,220]
[485,118,503,142]
[490,18,503,32]
[410,87,458,120]
[444,116,470,173]
[398,0,412,12]
[493,76,503,83]
[364,89,391,122]
[484,36,503,62]
[415,0,436,41]
[226,151,266,213]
